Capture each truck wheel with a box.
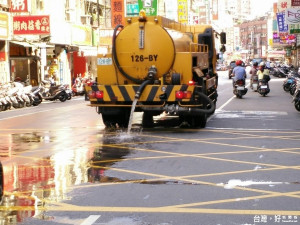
[142,112,154,128]
[185,114,207,128]
[102,109,130,128]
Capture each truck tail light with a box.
[95,91,104,99]
[175,91,184,99]
[183,91,192,98]
[188,80,195,85]
[175,91,192,99]
[88,91,96,99]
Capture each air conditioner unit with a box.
[81,15,92,25]
[66,11,76,22]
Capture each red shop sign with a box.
[292,0,300,6]
[13,15,50,35]
[10,0,28,12]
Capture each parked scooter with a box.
[233,79,248,98]
[40,80,69,102]
[283,71,299,92]
[0,89,10,111]
[72,76,85,96]
[13,81,32,107]
[292,80,300,111]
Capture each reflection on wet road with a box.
[0,123,300,224]
[0,82,300,224]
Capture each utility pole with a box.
[97,0,100,27]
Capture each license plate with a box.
[261,85,268,88]
[237,86,244,90]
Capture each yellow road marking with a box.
[1,128,300,217]
[1,204,300,216]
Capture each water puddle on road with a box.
[0,128,146,224]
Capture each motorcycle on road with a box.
[258,78,270,97]
[233,79,248,98]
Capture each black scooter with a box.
[39,80,69,102]
[233,79,248,98]
[258,79,270,97]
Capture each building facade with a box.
[239,16,269,59]
[0,0,111,86]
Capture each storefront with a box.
[9,41,40,85]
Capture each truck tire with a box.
[102,109,130,128]
[185,114,207,128]
[142,112,154,128]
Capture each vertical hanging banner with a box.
[138,0,157,16]
[276,12,288,32]
[111,0,124,28]
[10,0,28,13]
[178,0,188,24]
[212,0,218,20]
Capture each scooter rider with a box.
[250,62,258,89]
[231,60,246,86]
[257,62,271,87]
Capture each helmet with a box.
[259,62,265,66]
[236,60,243,66]
[14,77,22,82]
[253,62,258,66]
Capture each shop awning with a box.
[268,54,285,58]
[33,43,55,48]
[78,46,97,57]
[268,50,286,54]
[10,41,34,47]
[10,41,54,48]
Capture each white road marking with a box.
[213,110,287,119]
[0,108,56,121]
[80,215,101,225]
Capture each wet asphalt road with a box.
[0,71,300,225]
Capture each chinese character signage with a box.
[10,0,28,13]
[111,0,124,28]
[273,32,280,43]
[126,4,139,16]
[138,0,157,16]
[276,12,288,32]
[290,24,300,33]
[13,15,50,35]
[0,12,9,39]
[278,0,291,12]
[279,32,296,44]
[285,8,300,24]
[178,0,188,24]
[292,0,300,6]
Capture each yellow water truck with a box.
[86,12,226,128]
